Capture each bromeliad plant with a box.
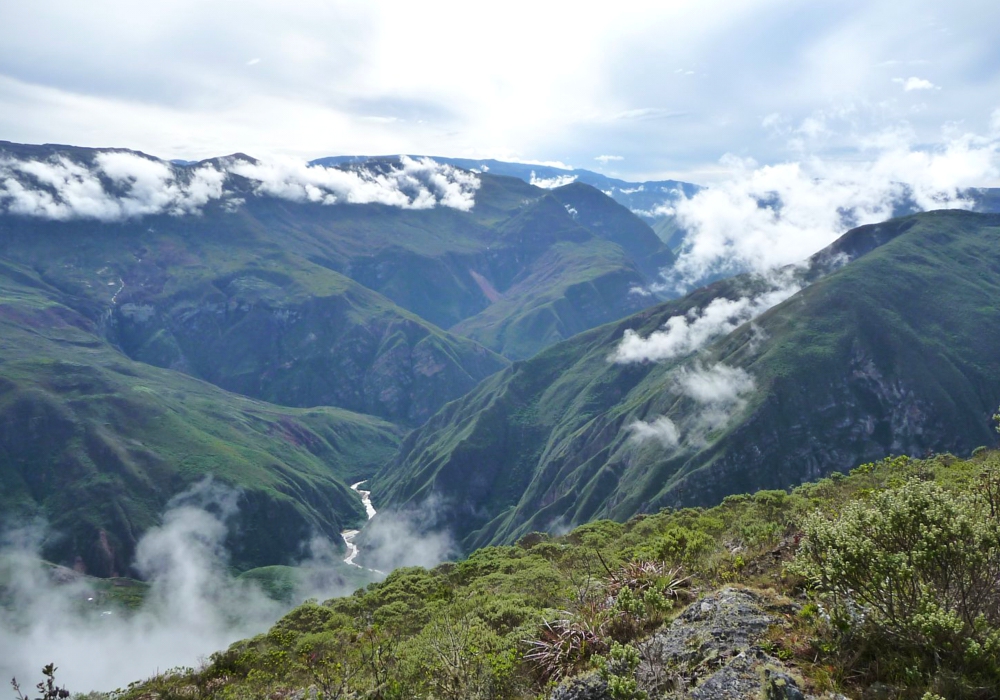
[524,557,690,683]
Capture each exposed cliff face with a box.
[377,211,1000,552]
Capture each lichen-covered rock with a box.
[549,587,849,700]
[640,587,840,699]
[637,586,780,696]
[549,672,610,700]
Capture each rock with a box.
[550,672,610,700]
[551,587,850,700]
[763,668,806,700]
[637,586,776,694]
[635,587,815,699]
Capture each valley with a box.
[2,142,1000,699]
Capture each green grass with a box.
[116,450,1000,700]
[0,265,403,576]
[377,210,1000,553]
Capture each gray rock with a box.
[551,587,851,700]
[550,672,610,700]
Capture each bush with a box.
[791,473,1000,687]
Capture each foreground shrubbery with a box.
[791,468,1000,696]
[105,450,1000,700]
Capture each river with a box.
[341,480,375,568]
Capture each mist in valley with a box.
[0,479,454,695]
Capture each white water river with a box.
[341,480,375,567]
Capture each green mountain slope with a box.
[449,187,674,359]
[119,451,1000,700]
[1,142,674,376]
[0,200,509,425]
[0,260,402,576]
[376,210,1000,551]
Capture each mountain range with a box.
[374,209,1000,552]
[3,140,1000,580]
[0,141,673,574]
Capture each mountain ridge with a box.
[375,210,1000,552]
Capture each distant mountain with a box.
[311,154,700,224]
[0,259,402,577]
[0,141,679,573]
[375,210,1000,552]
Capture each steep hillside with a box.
[0,142,673,374]
[0,260,402,576]
[376,210,1000,550]
[117,451,1000,700]
[449,187,673,359]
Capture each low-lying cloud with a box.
[677,362,755,405]
[0,151,480,221]
[0,478,455,694]
[626,415,680,447]
[625,363,757,451]
[612,279,799,364]
[229,155,479,211]
[665,121,1000,288]
[0,480,283,693]
[529,170,577,189]
[0,153,226,221]
[677,362,757,443]
[355,495,456,573]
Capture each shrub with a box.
[791,474,1000,687]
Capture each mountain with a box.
[375,209,1000,552]
[1,143,674,370]
[0,141,680,574]
[0,258,402,576]
[311,155,700,223]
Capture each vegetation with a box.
[10,664,70,700]
[378,210,1000,554]
[107,449,1000,699]
[0,262,402,575]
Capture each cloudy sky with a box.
[1,0,998,182]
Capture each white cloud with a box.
[611,279,799,364]
[676,362,757,441]
[595,154,624,163]
[668,121,1000,287]
[246,58,261,66]
[677,362,755,404]
[0,153,227,221]
[893,76,938,91]
[626,415,680,447]
[529,170,577,189]
[230,155,479,211]
[0,481,284,693]
[0,152,480,220]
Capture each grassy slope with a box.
[0,261,402,576]
[376,211,1000,551]
[0,143,673,366]
[121,451,1000,700]
[0,205,509,425]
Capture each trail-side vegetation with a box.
[67,449,1000,699]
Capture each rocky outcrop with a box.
[550,587,851,700]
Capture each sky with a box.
[1,0,999,183]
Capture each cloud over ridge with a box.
[612,279,800,365]
[665,122,1000,287]
[0,151,480,222]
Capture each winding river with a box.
[341,480,375,568]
